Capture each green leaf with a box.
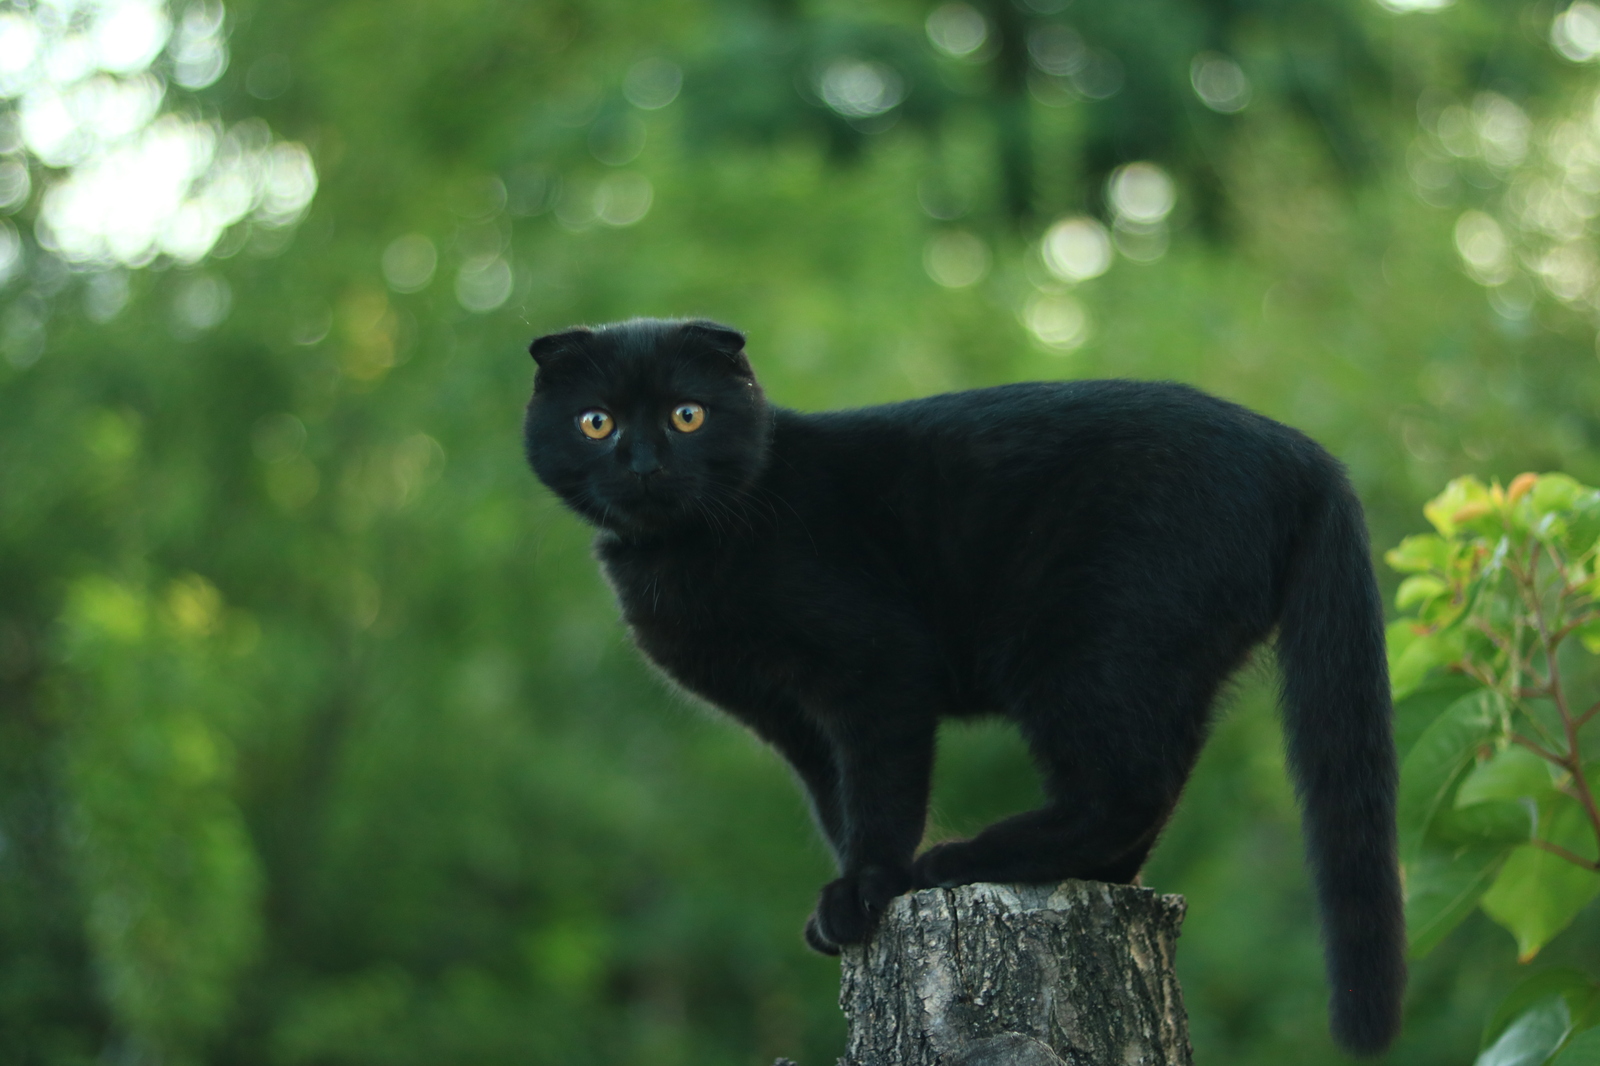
[1551,1026,1600,1065]
[1405,842,1512,958]
[1481,800,1600,960]
[1426,476,1493,537]
[1532,474,1584,518]
[1387,533,1452,575]
[1437,800,1534,846]
[1387,620,1421,693]
[1568,494,1600,556]
[1459,746,1558,809]
[1474,996,1571,1066]
[1397,574,1449,610]
[1399,691,1504,863]
[1393,673,1486,761]
[1389,626,1467,701]
[1485,970,1600,1049]
[1581,988,1600,1036]
[1577,618,1600,656]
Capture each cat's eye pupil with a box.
[672,403,705,433]
[578,409,614,440]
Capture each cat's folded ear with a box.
[529,327,594,368]
[681,320,754,378]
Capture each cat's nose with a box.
[627,447,663,477]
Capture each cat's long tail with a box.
[1275,466,1405,1057]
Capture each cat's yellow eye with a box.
[578,409,615,440]
[671,403,705,433]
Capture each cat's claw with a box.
[806,866,911,949]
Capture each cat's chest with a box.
[596,537,775,649]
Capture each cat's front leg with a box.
[737,703,850,861]
[803,712,936,954]
[804,865,913,954]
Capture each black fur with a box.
[522,317,1405,1056]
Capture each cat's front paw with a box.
[805,866,911,950]
[803,914,840,956]
[911,841,979,889]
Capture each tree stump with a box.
[838,881,1193,1066]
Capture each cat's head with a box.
[523,318,772,534]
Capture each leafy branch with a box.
[1388,473,1600,971]
[1481,528,1600,871]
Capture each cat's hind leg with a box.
[912,673,1213,888]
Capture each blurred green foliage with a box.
[4,0,1600,1063]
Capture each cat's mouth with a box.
[598,477,694,527]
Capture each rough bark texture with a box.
[838,881,1192,1066]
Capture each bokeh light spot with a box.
[171,1,227,89]
[1114,223,1169,263]
[1455,211,1511,285]
[289,300,331,346]
[1190,54,1250,113]
[1473,93,1530,170]
[0,216,22,286]
[818,58,904,119]
[926,5,988,59]
[95,0,171,74]
[623,58,681,110]
[1107,162,1176,225]
[85,270,130,322]
[588,112,646,167]
[1553,2,1600,61]
[0,160,30,211]
[1071,50,1123,99]
[0,15,42,88]
[594,173,652,226]
[1535,242,1595,302]
[923,231,990,288]
[172,272,231,335]
[1028,25,1085,77]
[1022,293,1090,351]
[1375,0,1453,13]
[455,257,513,313]
[1041,216,1111,282]
[381,234,437,293]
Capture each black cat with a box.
[522,317,1404,1056]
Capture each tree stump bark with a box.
[838,881,1193,1066]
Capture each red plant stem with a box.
[1529,838,1600,871]
[1523,549,1600,872]
[1513,733,1568,768]
[1550,548,1576,594]
[1471,615,1515,655]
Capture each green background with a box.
[3,0,1600,1062]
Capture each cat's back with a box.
[776,378,1320,497]
[764,379,1328,635]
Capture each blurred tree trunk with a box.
[839,881,1192,1066]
